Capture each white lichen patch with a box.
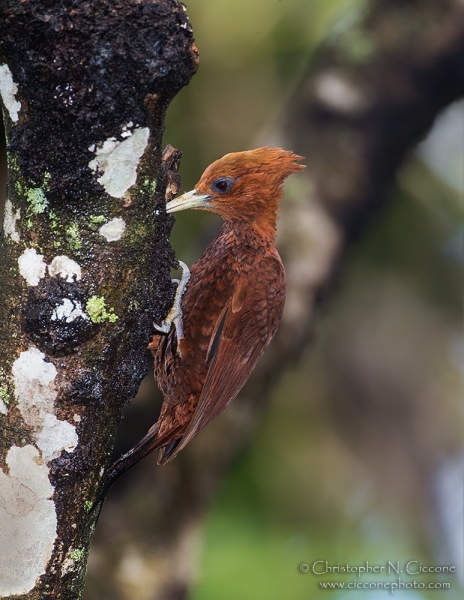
[3,348,79,594]
[11,348,78,462]
[18,248,46,286]
[3,199,21,242]
[12,348,57,425]
[48,255,82,282]
[120,121,134,139]
[7,445,53,499]
[0,399,7,415]
[0,445,57,596]
[36,413,78,461]
[0,64,21,123]
[61,555,77,576]
[88,126,150,197]
[98,217,126,242]
[2,345,81,593]
[51,298,88,323]
[0,465,37,518]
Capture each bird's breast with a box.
[153,228,285,405]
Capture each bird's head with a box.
[166,147,305,238]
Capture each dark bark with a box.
[0,1,197,598]
[88,0,464,598]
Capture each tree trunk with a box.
[0,1,197,598]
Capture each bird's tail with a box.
[91,421,186,520]
[157,437,182,465]
[108,423,161,485]
[92,422,163,514]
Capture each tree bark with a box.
[88,0,464,598]
[0,1,197,598]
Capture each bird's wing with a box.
[170,266,285,459]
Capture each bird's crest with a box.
[201,146,305,183]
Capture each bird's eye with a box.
[211,177,235,194]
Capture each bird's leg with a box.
[154,261,190,344]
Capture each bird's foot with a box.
[154,261,191,344]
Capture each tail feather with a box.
[91,421,185,519]
[157,438,182,465]
[93,422,181,512]
[105,422,161,489]
[92,423,161,512]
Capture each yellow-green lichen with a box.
[70,549,85,561]
[7,154,19,172]
[128,299,140,311]
[48,210,64,248]
[142,177,157,194]
[15,180,24,195]
[89,215,106,224]
[127,222,148,244]
[66,222,82,250]
[20,173,53,220]
[49,210,59,229]
[0,387,9,405]
[27,188,49,214]
[86,296,119,324]
[43,171,51,190]
[84,501,93,512]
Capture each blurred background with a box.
[1,0,462,599]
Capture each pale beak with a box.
[166,189,213,214]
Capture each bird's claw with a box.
[154,261,191,344]
[153,279,180,334]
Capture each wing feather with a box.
[169,266,285,460]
